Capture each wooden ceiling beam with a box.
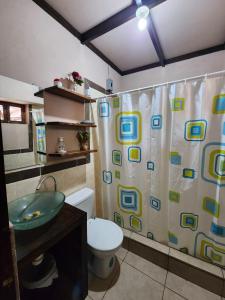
[33,0,81,40]
[32,0,123,75]
[147,14,165,66]
[122,43,225,75]
[81,0,166,44]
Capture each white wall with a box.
[0,0,224,94]
[121,51,225,91]
[0,0,121,92]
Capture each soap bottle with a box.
[56,137,67,155]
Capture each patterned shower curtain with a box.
[97,72,225,267]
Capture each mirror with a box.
[0,75,44,172]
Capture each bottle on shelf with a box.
[56,137,67,155]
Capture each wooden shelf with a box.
[34,86,96,103]
[38,149,97,158]
[36,121,97,128]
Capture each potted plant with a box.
[71,71,84,91]
[76,130,89,151]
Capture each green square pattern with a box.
[112,150,122,166]
[113,97,120,108]
[169,191,180,203]
[115,170,120,179]
[114,212,124,227]
[171,98,185,111]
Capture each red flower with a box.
[72,71,80,79]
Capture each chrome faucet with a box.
[36,175,57,192]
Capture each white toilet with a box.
[65,188,123,279]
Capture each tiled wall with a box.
[6,159,96,206]
[4,152,36,171]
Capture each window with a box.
[0,101,26,123]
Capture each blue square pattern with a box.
[120,116,137,140]
[170,153,182,165]
[149,196,161,211]
[205,201,217,215]
[223,122,225,135]
[121,190,137,211]
[191,125,201,136]
[186,217,194,225]
[147,161,154,170]
[122,123,132,133]
[216,97,225,112]
[99,102,109,117]
[151,115,162,129]
[103,170,112,184]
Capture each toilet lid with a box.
[87,218,123,251]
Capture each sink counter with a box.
[15,203,88,300]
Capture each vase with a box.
[80,142,89,151]
[73,83,77,91]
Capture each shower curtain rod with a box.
[96,69,225,100]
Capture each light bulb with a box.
[138,18,147,31]
[136,5,150,19]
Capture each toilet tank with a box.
[65,188,94,219]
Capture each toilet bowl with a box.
[87,218,123,278]
[65,188,123,279]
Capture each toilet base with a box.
[88,252,116,279]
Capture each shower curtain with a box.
[97,73,225,267]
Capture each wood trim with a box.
[85,43,123,75]
[84,78,109,95]
[122,44,225,75]
[5,157,90,184]
[0,101,26,124]
[122,61,161,75]
[80,0,166,44]
[147,14,165,67]
[32,0,225,77]
[165,44,225,65]
[35,86,96,103]
[32,0,81,40]
[3,105,33,155]
[0,122,17,299]
[31,0,122,75]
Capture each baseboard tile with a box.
[124,232,224,297]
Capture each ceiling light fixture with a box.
[138,18,147,31]
[135,2,150,31]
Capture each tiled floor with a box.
[86,247,222,300]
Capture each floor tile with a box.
[122,228,131,238]
[103,262,164,300]
[88,257,121,300]
[166,272,221,300]
[125,251,167,284]
[116,247,128,261]
[163,288,186,300]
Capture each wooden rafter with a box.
[147,14,165,66]
[32,0,225,76]
[122,43,225,75]
[80,0,166,44]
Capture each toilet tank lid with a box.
[65,188,94,206]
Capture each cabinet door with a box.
[0,122,17,299]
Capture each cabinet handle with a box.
[2,277,14,288]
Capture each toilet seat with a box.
[87,218,123,251]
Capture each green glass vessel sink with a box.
[8,192,65,230]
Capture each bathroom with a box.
[1,0,225,299]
